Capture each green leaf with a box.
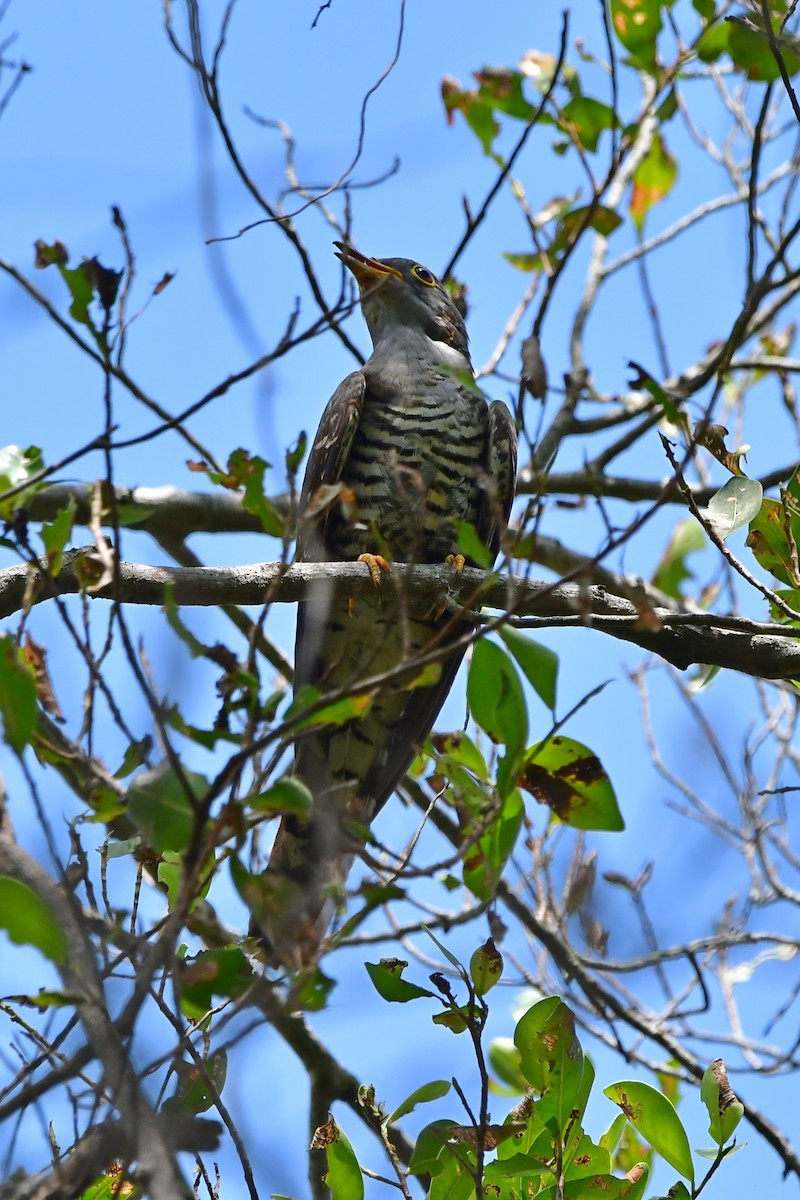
[442,68,534,155]
[610,0,663,71]
[431,1006,472,1034]
[700,1059,745,1145]
[706,476,763,540]
[463,788,524,900]
[179,948,254,1020]
[456,519,493,568]
[560,95,616,152]
[746,495,800,588]
[727,14,800,81]
[0,635,37,753]
[651,519,706,599]
[432,731,489,780]
[503,251,544,273]
[365,959,436,1003]
[387,1079,451,1124]
[248,776,313,818]
[627,360,680,422]
[317,1119,364,1200]
[164,1049,227,1115]
[630,133,677,231]
[467,639,528,754]
[0,444,45,518]
[603,1080,694,1182]
[39,497,76,575]
[158,849,213,911]
[61,263,96,328]
[519,736,624,832]
[560,204,623,241]
[0,877,68,964]
[746,492,800,589]
[286,684,373,731]
[564,1132,612,1181]
[421,924,467,973]
[499,627,558,710]
[294,966,336,1012]
[469,938,503,995]
[514,998,585,1129]
[489,1037,529,1092]
[408,1120,459,1176]
[79,1175,139,1200]
[127,760,209,853]
[697,19,729,62]
[206,449,284,537]
[599,1112,628,1156]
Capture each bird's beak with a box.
[334,241,403,288]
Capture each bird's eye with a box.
[412,264,437,287]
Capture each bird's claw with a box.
[432,554,467,619]
[358,553,391,587]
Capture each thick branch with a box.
[4,551,800,680]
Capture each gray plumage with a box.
[263,243,517,964]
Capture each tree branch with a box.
[4,552,800,680]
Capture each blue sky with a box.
[1,2,798,1197]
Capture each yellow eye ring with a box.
[412,264,437,287]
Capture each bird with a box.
[260,242,517,966]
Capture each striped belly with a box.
[335,388,488,563]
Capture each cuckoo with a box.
[262,243,517,964]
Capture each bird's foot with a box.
[432,554,467,619]
[358,552,391,587]
[349,553,391,616]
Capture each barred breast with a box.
[332,368,490,564]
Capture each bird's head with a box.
[334,241,470,366]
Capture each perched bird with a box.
[263,243,517,964]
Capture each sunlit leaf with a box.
[519,736,624,832]
[603,1080,694,1182]
[463,788,524,900]
[610,0,663,71]
[469,937,503,995]
[387,1079,451,1124]
[700,1059,745,1145]
[365,959,436,1003]
[727,13,800,81]
[0,877,68,964]
[514,998,585,1130]
[0,634,37,753]
[560,95,616,152]
[467,639,528,754]
[311,1118,364,1200]
[499,627,558,710]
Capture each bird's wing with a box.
[294,370,366,692]
[479,399,518,557]
[295,369,366,563]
